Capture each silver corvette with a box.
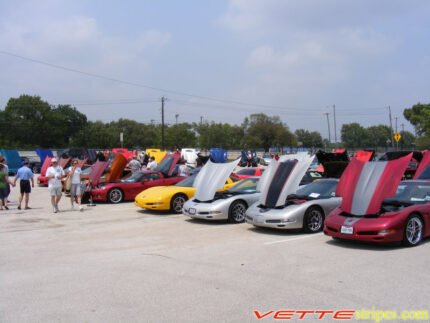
[183,177,260,223]
[246,178,341,232]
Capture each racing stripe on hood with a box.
[258,154,314,208]
[337,154,411,215]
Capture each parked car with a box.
[259,152,273,166]
[90,153,183,203]
[323,154,426,246]
[184,177,261,223]
[134,174,237,213]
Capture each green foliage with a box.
[403,103,430,136]
[243,113,296,151]
[295,129,323,147]
[341,123,368,148]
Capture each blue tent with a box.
[0,149,22,175]
[35,148,54,164]
[209,148,228,163]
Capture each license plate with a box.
[189,208,196,215]
[341,225,353,234]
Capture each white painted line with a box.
[264,233,323,245]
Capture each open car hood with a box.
[155,152,181,176]
[336,154,411,216]
[89,160,110,185]
[414,150,430,179]
[193,158,240,202]
[106,154,128,182]
[258,154,314,208]
[40,157,52,176]
[58,157,70,169]
[353,150,375,162]
[316,150,349,178]
[379,150,423,162]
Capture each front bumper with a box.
[245,205,303,230]
[182,203,228,221]
[90,189,108,202]
[37,175,48,186]
[134,198,169,211]
[324,216,404,243]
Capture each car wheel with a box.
[402,214,423,247]
[108,188,123,204]
[229,200,247,223]
[170,194,187,213]
[303,206,324,233]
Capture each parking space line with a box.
[264,233,323,245]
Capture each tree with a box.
[243,113,296,151]
[165,123,196,149]
[295,129,323,147]
[403,103,429,150]
[364,125,392,148]
[403,103,430,136]
[341,123,368,148]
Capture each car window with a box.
[237,169,255,175]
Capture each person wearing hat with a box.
[13,159,34,210]
[46,158,65,213]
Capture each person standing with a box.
[0,163,10,210]
[0,157,11,203]
[46,158,65,213]
[126,156,141,175]
[67,159,83,211]
[147,157,158,170]
[178,159,189,177]
[13,160,34,210]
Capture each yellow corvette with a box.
[135,175,238,213]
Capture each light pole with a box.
[175,114,179,125]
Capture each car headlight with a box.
[209,211,222,215]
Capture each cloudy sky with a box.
[1,0,429,140]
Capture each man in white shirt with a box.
[67,159,83,211]
[147,157,158,170]
[126,156,141,174]
[46,158,65,213]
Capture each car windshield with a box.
[295,179,338,199]
[237,168,256,175]
[392,182,430,204]
[154,156,174,174]
[121,173,145,183]
[417,165,430,180]
[175,175,196,187]
[228,178,259,194]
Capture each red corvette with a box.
[324,154,430,246]
[90,153,184,203]
[232,167,265,180]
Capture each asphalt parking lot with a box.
[1,184,429,322]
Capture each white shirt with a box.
[179,164,188,176]
[68,166,82,184]
[147,161,158,170]
[46,166,65,188]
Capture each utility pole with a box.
[333,104,337,145]
[161,96,165,150]
[401,123,405,150]
[387,106,394,149]
[175,114,179,125]
[200,116,203,125]
[394,116,398,150]
[324,112,331,144]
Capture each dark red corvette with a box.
[324,154,430,247]
[90,153,184,203]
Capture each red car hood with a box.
[40,157,52,176]
[89,160,110,185]
[414,150,430,179]
[353,150,375,162]
[336,154,411,216]
[258,154,314,208]
[106,154,127,182]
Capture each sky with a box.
[1,0,430,141]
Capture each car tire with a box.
[108,188,123,204]
[402,214,423,247]
[303,206,324,233]
[170,194,187,213]
[229,200,247,223]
